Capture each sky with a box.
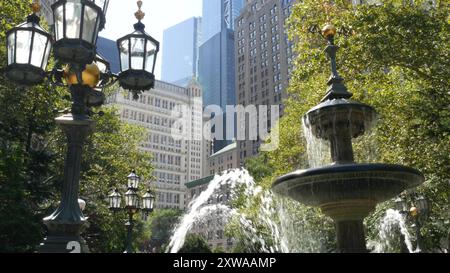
[100,0,203,80]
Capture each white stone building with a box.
[109,79,203,210]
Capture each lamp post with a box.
[108,171,155,253]
[4,0,159,253]
[394,193,430,253]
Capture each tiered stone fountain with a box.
[272,25,424,253]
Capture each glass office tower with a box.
[162,17,202,87]
[199,0,244,152]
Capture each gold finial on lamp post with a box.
[135,0,145,21]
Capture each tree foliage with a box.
[136,208,183,253]
[178,234,212,253]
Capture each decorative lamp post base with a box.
[38,113,94,253]
[38,222,90,253]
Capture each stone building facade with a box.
[109,79,203,210]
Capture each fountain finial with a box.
[320,23,353,102]
[30,0,41,14]
[322,24,336,38]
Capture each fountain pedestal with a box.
[321,200,376,252]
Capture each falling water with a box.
[302,117,331,168]
[368,209,415,253]
[166,167,327,253]
[236,191,283,253]
[166,168,260,253]
[278,198,327,253]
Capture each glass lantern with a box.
[108,188,122,211]
[127,171,140,190]
[51,0,106,65]
[394,197,407,213]
[5,12,52,85]
[416,196,429,216]
[124,189,140,209]
[116,2,159,94]
[142,190,155,213]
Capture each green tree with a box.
[136,208,183,253]
[178,234,212,253]
[244,153,274,183]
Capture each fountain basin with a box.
[273,163,424,218]
[304,99,378,140]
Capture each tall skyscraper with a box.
[199,0,245,153]
[201,0,244,44]
[235,0,295,164]
[162,17,202,87]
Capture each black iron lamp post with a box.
[394,193,430,253]
[4,0,159,253]
[108,171,155,253]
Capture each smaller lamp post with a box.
[394,193,430,253]
[108,170,155,253]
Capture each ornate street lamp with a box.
[5,2,52,85]
[394,193,430,253]
[3,0,159,253]
[108,171,155,253]
[116,0,159,99]
[412,195,430,253]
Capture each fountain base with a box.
[273,163,424,253]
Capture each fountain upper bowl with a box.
[304,99,378,140]
[272,163,424,207]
